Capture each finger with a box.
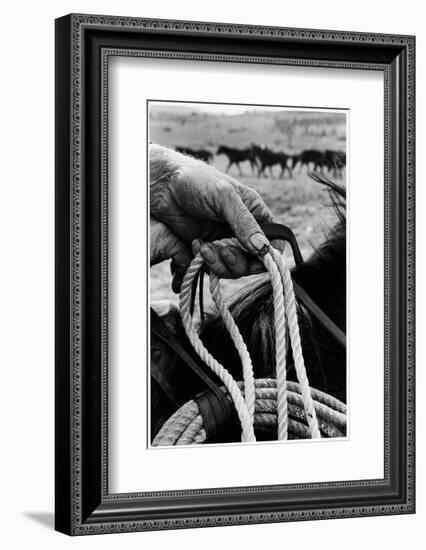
[171,240,205,294]
[172,269,187,294]
[172,239,204,277]
[170,256,188,288]
[217,245,266,278]
[200,243,233,278]
[192,238,203,256]
[246,257,267,275]
[169,238,192,270]
[221,187,271,256]
[170,259,178,275]
[218,246,249,278]
[150,217,192,269]
[167,237,192,294]
[171,239,204,294]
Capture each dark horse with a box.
[296,149,325,173]
[252,145,293,179]
[175,146,213,163]
[216,145,258,176]
[321,150,346,178]
[289,153,301,172]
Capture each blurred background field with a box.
[149,102,346,307]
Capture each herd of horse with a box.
[175,144,346,179]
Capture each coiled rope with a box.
[179,238,321,443]
[152,379,346,446]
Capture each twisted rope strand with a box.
[179,253,256,442]
[260,253,288,440]
[209,272,256,422]
[270,247,321,438]
[206,238,257,421]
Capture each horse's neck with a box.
[292,238,346,329]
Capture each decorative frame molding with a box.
[55,13,415,535]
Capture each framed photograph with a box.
[55,14,415,535]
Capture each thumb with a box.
[221,188,270,256]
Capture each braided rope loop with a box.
[209,273,256,422]
[259,253,288,440]
[179,252,256,442]
[178,237,321,442]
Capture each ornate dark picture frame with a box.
[55,13,415,535]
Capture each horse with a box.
[216,145,258,176]
[296,149,325,173]
[175,146,213,163]
[151,175,347,440]
[321,150,346,178]
[251,145,293,179]
[289,153,301,172]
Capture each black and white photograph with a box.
[149,101,348,446]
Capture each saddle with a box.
[151,307,240,442]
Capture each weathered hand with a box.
[191,238,267,280]
[150,144,274,291]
